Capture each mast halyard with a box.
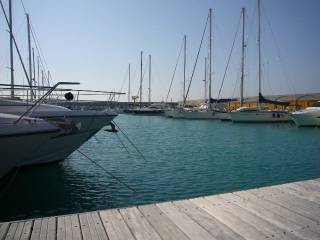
[208,8,212,110]
[128,63,131,102]
[139,51,143,108]
[240,8,246,107]
[258,0,262,109]
[183,34,186,106]
[9,0,14,98]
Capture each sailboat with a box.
[167,9,215,120]
[231,0,291,123]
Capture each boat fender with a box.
[65,92,74,101]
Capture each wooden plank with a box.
[296,180,320,192]
[12,221,24,240]
[276,184,320,203]
[64,215,72,240]
[120,207,162,240]
[30,219,41,240]
[20,221,33,240]
[191,197,268,240]
[221,192,320,240]
[250,187,320,222]
[157,201,216,240]
[0,223,10,240]
[4,223,17,240]
[234,190,320,234]
[79,213,93,240]
[99,209,135,240]
[47,217,56,240]
[173,199,245,240]
[39,218,49,240]
[85,213,100,240]
[57,216,66,240]
[206,195,302,240]
[88,212,108,240]
[138,204,190,240]
[70,215,82,240]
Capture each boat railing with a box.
[14,82,80,124]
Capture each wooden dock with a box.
[1,178,320,240]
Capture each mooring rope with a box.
[77,149,136,193]
[111,121,147,162]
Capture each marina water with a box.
[1,114,320,221]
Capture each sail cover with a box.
[258,93,289,107]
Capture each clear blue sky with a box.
[0,0,319,101]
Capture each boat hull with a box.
[165,109,216,119]
[213,111,231,121]
[231,109,291,123]
[22,114,115,166]
[0,129,58,178]
[291,111,320,127]
[123,109,164,115]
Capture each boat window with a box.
[272,113,275,118]
[277,114,280,118]
[311,102,320,107]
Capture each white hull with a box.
[231,109,291,123]
[0,99,117,168]
[0,131,58,177]
[165,109,216,119]
[291,108,320,126]
[213,111,231,121]
[24,115,115,166]
[0,113,60,178]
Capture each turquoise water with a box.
[0,114,320,221]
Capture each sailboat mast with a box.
[258,0,262,108]
[32,48,36,99]
[240,8,245,107]
[204,57,207,102]
[128,63,131,102]
[27,13,34,100]
[209,8,212,110]
[139,51,143,108]
[183,34,186,105]
[9,0,14,98]
[148,54,151,103]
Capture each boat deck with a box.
[1,178,320,240]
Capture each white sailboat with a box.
[169,9,215,120]
[231,0,291,123]
[291,101,320,126]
